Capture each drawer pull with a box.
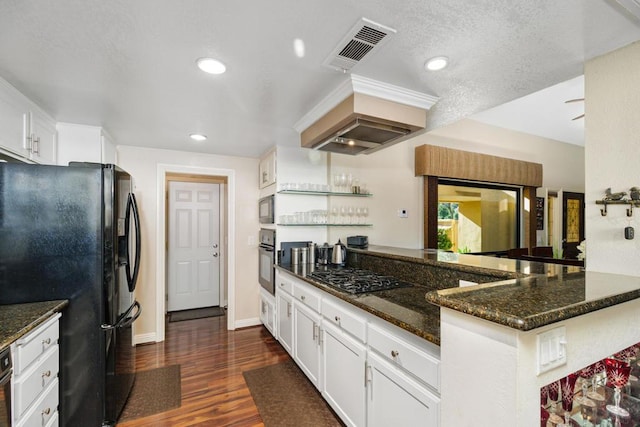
[334,315,340,322]
[391,350,399,359]
[42,338,51,345]
[300,295,306,301]
[42,370,51,378]
[42,407,51,415]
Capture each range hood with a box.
[296,75,438,155]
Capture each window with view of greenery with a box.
[437,180,520,253]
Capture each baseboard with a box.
[134,332,158,345]
[234,317,262,329]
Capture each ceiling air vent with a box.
[323,18,396,72]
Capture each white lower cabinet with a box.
[277,270,441,427]
[293,301,322,388]
[12,313,61,427]
[276,289,294,355]
[366,351,439,427]
[259,287,276,336]
[322,320,366,427]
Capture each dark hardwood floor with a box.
[117,314,289,427]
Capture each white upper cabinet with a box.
[259,149,276,189]
[56,123,117,165]
[0,78,57,164]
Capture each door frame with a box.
[156,164,236,341]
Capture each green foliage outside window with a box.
[437,228,453,251]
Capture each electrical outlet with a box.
[398,209,408,218]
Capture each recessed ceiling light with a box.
[196,58,226,75]
[190,133,207,141]
[293,38,306,58]
[425,56,449,71]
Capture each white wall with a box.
[117,145,260,341]
[584,40,640,276]
[329,118,585,249]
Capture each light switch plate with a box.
[537,326,567,375]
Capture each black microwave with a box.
[259,195,275,224]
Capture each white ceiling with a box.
[471,75,586,146]
[0,1,639,158]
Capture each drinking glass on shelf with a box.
[561,373,579,415]
[362,207,369,224]
[605,358,632,418]
[333,174,341,192]
[331,207,339,224]
[355,207,363,225]
[340,206,348,224]
[347,206,355,224]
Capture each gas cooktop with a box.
[308,268,412,294]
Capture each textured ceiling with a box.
[0,1,639,157]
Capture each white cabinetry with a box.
[292,282,322,389]
[259,287,276,336]
[366,351,439,427]
[0,78,57,164]
[276,269,441,427]
[11,313,61,427]
[259,149,276,189]
[56,123,117,165]
[322,320,366,427]
[276,275,294,355]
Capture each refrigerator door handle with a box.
[125,193,142,292]
[101,300,141,331]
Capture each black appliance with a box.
[0,162,142,427]
[258,195,274,224]
[258,228,276,294]
[0,347,10,427]
[308,268,412,294]
[347,235,369,248]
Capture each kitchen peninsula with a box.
[275,245,640,426]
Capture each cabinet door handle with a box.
[334,315,340,322]
[42,370,51,378]
[32,135,40,155]
[42,407,51,416]
[42,338,51,346]
[312,323,317,341]
[391,350,399,359]
[287,302,291,317]
[212,252,219,257]
[300,295,306,301]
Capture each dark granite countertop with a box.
[279,244,640,342]
[425,269,640,331]
[0,300,68,351]
[276,263,443,345]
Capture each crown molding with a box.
[293,74,439,133]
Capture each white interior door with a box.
[167,181,221,311]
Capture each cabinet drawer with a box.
[15,377,58,427]
[293,282,321,312]
[14,345,59,419]
[276,274,293,295]
[14,313,60,375]
[321,297,366,342]
[368,322,440,392]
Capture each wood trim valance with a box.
[415,144,543,187]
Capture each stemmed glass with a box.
[347,206,355,224]
[355,207,362,225]
[331,207,339,225]
[362,207,369,225]
[561,373,579,415]
[340,206,348,224]
[605,358,632,418]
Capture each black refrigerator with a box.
[0,162,142,426]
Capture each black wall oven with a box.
[0,347,10,427]
[259,229,276,294]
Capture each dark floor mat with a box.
[169,306,225,322]
[243,360,345,427]
[119,365,181,422]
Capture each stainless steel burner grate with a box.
[308,268,412,294]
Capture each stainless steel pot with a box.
[317,243,331,265]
